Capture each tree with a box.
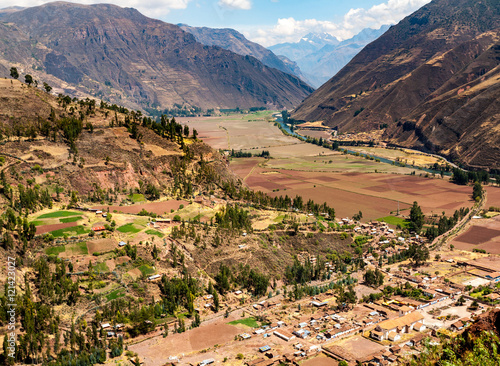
[353,210,363,221]
[10,67,19,79]
[212,290,220,312]
[472,181,483,202]
[409,201,424,233]
[24,74,33,86]
[43,82,52,93]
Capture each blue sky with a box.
[1,0,432,46]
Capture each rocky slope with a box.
[0,2,313,111]
[292,0,500,169]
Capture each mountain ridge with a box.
[0,2,313,111]
[178,24,308,83]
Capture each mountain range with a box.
[293,0,500,169]
[270,27,390,88]
[0,2,313,112]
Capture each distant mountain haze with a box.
[292,0,500,169]
[269,28,389,88]
[0,2,313,111]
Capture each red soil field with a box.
[36,222,76,235]
[454,226,500,245]
[451,215,500,254]
[92,200,188,215]
[238,166,473,220]
[485,186,500,207]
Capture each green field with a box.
[50,225,90,238]
[60,216,83,223]
[129,194,146,203]
[38,211,81,219]
[106,288,126,301]
[138,264,155,277]
[46,246,66,256]
[31,220,46,226]
[66,242,89,255]
[145,229,164,238]
[228,317,260,328]
[116,224,142,234]
[377,216,409,228]
[93,262,109,273]
[45,242,88,256]
[117,223,142,234]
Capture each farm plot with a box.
[178,112,297,151]
[117,223,143,234]
[87,238,117,254]
[49,225,89,238]
[240,168,473,220]
[46,242,88,257]
[36,222,77,235]
[450,216,500,254]
[37,211,81,219]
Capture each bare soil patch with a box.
[126,268,142,280]
[115,256,131,265]
[330,335,385,360]
[129,322,240,365]
[87,238,116,254]
[92,200,188,215]
[106,259,116,271]
[301,354,338,366]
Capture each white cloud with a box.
[248,0,431,47]
[342,0,431,31]
[218,0,252,10]
[0,0,192,17]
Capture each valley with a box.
[180,112,474,220]
[0,0,500,365]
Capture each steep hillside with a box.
[292,0,500,169]
[0,2,313,111]
[179,24,308,83]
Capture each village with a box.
[24,183,500,366]
[60,204,500,366]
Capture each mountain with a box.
[178,24,308,83]
[270,32,340,62]
[270,28,388,87]
[292,0,500,169]
[0,2,313,111]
